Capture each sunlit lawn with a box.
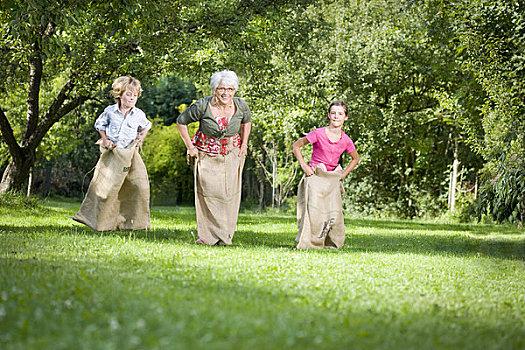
[1,199,524,349]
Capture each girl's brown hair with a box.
[328,100,348,115]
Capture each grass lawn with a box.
[1,199,524,349]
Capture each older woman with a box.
[176,70,252,245]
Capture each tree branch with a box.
[28,95,88,150]
[22,48,43,144]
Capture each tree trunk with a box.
[0,148,36,193]
[258,168,265,211]
[448,140,460,212]
[272,158,277,208]
[27,167,33,197]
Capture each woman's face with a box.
[214,81,236,106]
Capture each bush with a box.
[0,192,40,209]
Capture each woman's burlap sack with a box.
[296,165,345,249]
[193,148,245,245]
[73,143,150,231]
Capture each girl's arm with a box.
[293,137,315,177]
[176,123,198,158]
[239,122,251,157]
[341,150,360,180]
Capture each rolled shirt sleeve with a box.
[94,104,151,148]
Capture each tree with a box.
[0,0,315,194]
[0,0,178,192]
[136,74,197,126]
[427,0,525,224]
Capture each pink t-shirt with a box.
[306,127,356,171]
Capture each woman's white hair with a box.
[210,70,239,91]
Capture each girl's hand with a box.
[302,164,315,177]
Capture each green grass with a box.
[1,199,524,350]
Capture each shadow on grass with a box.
[1,213,524,261]
[343,231,525,260]
[348,217,523,235]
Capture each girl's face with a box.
[328,105,348,128]
[214,82,236,106]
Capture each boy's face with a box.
[120,88,139,109]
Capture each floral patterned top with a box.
[191,115,241,155]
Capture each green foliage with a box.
[0,191,39,209]
[136,75,197,126]
[1,200,525,349]
[426,0,525,224]
[476,169,525,226]
[141,122,196,205]
[2,0,522,220]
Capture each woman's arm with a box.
[293,137,315,177]
[239,122,252,157]
[341,150,360,180]
[177,123,198,158]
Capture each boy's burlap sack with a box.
[296,165,345,249]
[193,148,245,245]
[73,142,150,231]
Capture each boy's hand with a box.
[102,138,114,149]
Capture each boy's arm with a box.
[341,150,360,180]
[293,137,315,177]
[136,130,148,147]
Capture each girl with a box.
[292,100,359,249]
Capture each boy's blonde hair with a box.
[111,76,142,101]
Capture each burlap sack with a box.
[296,165,345,249]
[73,142,150,231]
[193,148,245,245]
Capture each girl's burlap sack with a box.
[73,143,150,231]
[296,165,345,249]
[193,148,245,245]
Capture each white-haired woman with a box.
[177,70,252,245]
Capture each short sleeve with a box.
[94,111,109,131]
[305,128,319,144]
[137,111,152,131]
[238,98,252,123]
[345,135,356,153]
[177,98,206,125]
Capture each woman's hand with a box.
[302,164,315,177]
[239,144,248,157]
[187,146,198,158]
